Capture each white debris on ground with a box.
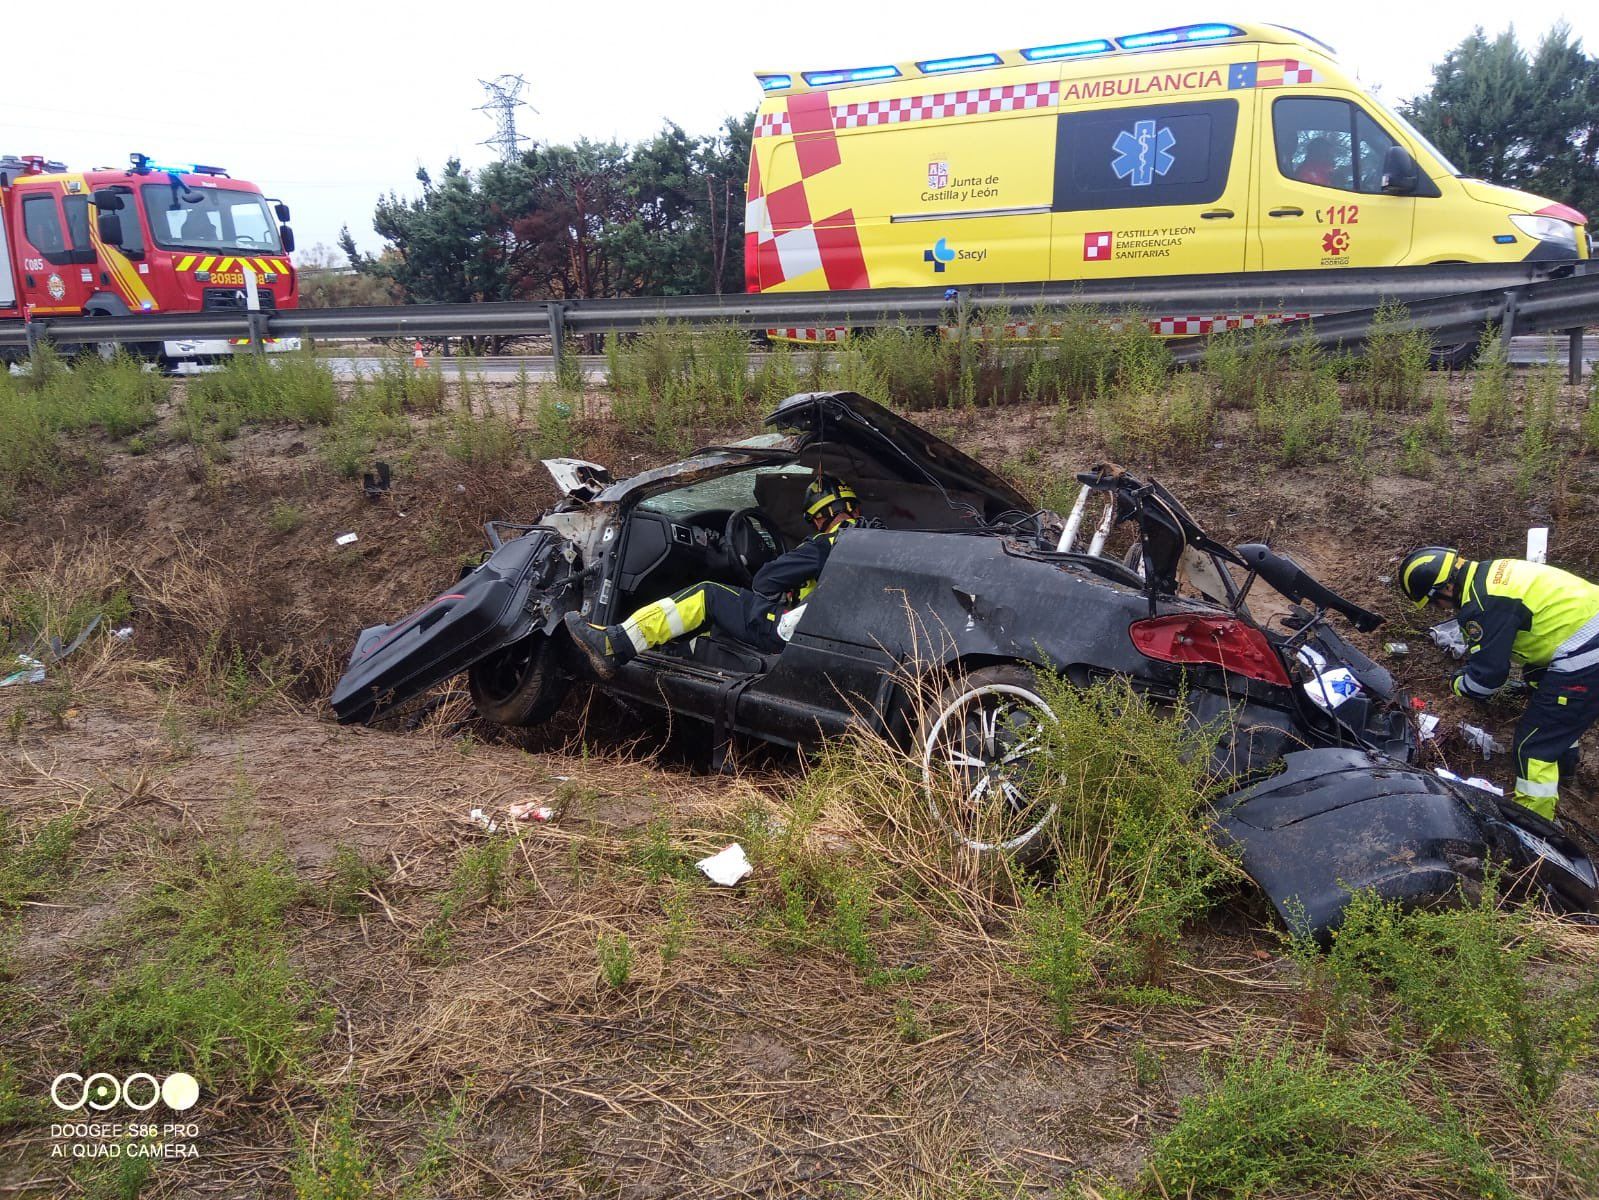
[1460,722,1506,759]
[1303,667,1361,710]
[1429,619,1468,658]
[696,843,754,887]
[1435,767,1505,796]
[0,655,46,688]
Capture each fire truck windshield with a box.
[139,185,283,254]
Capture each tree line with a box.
[333,118,751,306]
[329,25,1597,306]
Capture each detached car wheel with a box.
[920,664,1057,864]
[467,632,567,726]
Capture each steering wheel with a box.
[723,508,789,586]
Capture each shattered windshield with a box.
[639,464,811,519]
[140,184,282,254]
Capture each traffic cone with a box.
[413,340,427,370]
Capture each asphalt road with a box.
[321,335,1595,383]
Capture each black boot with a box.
[564,611,635,679]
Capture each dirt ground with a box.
[4,373,1599,1198]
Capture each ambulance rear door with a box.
[1049,92,1254,278]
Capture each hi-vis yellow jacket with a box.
[1453,559,1599,698]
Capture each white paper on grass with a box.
[697,843,754,886]
[1418,713,1441,740]
[1303,667,1361,710]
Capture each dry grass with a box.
[4,361,1599,1197]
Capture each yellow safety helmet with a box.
[804,473,859,525]
[1398,546,1463,608]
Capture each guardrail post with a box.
[547,302,567,375]
[1500,288,1521,352]
[247,312,268,359]
[1569,327,1585,385]
[24,319,42,374]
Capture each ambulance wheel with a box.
[468,632,568,727]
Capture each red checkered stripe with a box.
[755,81,1059,138]
[765,327,849,342]
[835,81,1059,129]
[967,313,1319,339]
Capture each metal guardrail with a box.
[2,262,1594,378]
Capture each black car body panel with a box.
[1215,749,1496,939]
[330,531,571,724]
[330,390,1598,938]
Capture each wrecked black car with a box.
[332,390,1597,937]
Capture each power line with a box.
[477,75,534,163]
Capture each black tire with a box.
[467,632,568,727]
[918,663,1058,865]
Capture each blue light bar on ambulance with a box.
[1117,23,1243,49]
[802,64,901,87]
[1020,38,1114,62]
[758,74,793,91]
[917,52,1003,74]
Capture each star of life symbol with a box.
[1112,120,1176,187]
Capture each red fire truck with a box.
[1,152,298,364]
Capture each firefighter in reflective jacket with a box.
[565,474,862,679]
[1399,546,1599,820]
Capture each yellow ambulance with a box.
[745,22,1589,313]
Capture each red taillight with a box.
[1129,614,1292,688]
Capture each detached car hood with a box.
[765,391,1034,523]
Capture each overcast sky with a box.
[7,2,1594,258]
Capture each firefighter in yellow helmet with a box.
[565,474,862,678]
[1399,546,1599,820]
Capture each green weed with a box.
[325,845,383,916]
[0,349,165,502]
[633,817,692,882]
[1202,321,1288,410]
[268,502,304,533]
[0,812,76,912]
[1255,335,1342,465]
[318,386,411,479]
[1299,883,1599,1105]
[290,1095,379,1200]
[597,932,634,988]
[1517,350,1563,499]
[1354,301,1431,410]
[659,882,693,965]
[1025,674,1241,986]
[68,841,328,1091]
[1469,325,1513,434]
[1140,1038,1510,1199]
[182,349,338,440]
[1015,880,1096,1035]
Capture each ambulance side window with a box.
[62,196,97,265]
[1053,99,1239,212]
[21,195,70,264]
[1273,97,1397,195]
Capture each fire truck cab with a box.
[1,152,299,364]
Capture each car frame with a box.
[332,390,1597,937]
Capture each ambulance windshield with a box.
[1371,97,1462,177]
[140,185,283,253]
